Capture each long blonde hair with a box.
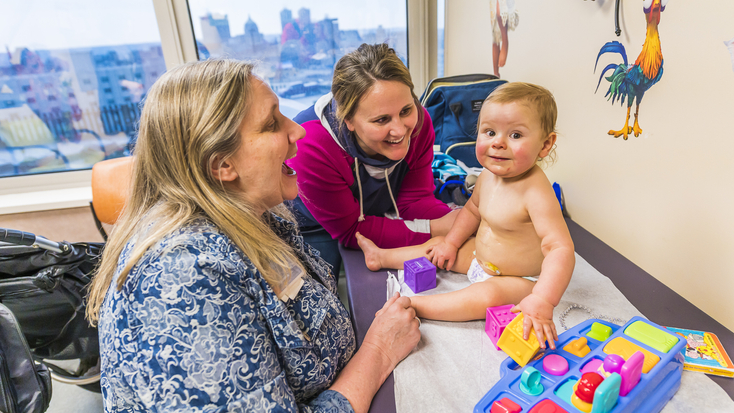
[87,59,302,323]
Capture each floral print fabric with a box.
[99,214,356,412]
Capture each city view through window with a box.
[0,1,409,178]
[188,1,408,118]
[0,0,164,178]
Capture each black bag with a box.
[0,228,103,387]
[420,74,507,168]
[0,303,52,413]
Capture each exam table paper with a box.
[393,253,734,413]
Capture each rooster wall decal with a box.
[594,0,668,140]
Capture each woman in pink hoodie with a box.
[288,43,458,275]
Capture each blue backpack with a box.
[421,74,507,168]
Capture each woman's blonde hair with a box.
[331,43,423,130]
[87,59,302,323]
[482,82,559,164]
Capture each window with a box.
[437,0,445,78]
[1,0,432,213]
[0,0,164,178]
[187,0,408,118]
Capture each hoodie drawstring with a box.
[384,167,400,220]
[354,159,401,222]
[355,157,365,222]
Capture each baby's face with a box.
[475,101,555,180]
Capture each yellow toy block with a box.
[603,337,660,373]
[497,313,540,367]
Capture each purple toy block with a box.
[404,257,436,293]
[485,304,517,350]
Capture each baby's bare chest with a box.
[477,185,532,232]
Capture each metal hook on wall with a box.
[585,0,622,37]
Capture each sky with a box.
[0,0,410,51]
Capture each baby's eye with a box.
[485,130,496,137]
[510,132,522,139]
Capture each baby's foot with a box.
[356,232,384,271]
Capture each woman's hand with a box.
[364,292,421,368]
[427,241,459,271]
[511,293,558,350]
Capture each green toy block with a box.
[587,322,613,342]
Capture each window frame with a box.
[0,0,437,215]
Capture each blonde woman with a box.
[87,59,419,413]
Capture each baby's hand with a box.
[427,241,458,271]
[511,293,558,349]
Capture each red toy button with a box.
[491,397,522,413]
[528,399,569,413]
[576,372,604,403]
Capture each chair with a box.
[90,156,133,240]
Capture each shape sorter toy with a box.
[474,316,687,413]
[403,257,436,294]
[486,305,518,350]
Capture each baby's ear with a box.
[539,132,557,158]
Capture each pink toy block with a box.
[619,351,644,396]
[404,257,436,293]
[485,304,517,350]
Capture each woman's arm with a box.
[396,108,453,221]
[329,293,420,413]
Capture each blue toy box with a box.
[474,316,687,413]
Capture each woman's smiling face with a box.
[344,80,418,161]
[224,78,305,214]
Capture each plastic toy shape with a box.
[564,337,591,357]
[520,366,544,396]
[602,354,625,376]
[619,351,644,396]
[486,304,518,350]
[403,257,436,293]
[603,337,659,374]
[474,317,687,413]
[497,312,541,367]
[624,321,678,353]
[571,384,593,412]
[575,372,604,403]
[543,354,569,376]
[591,372,621,413]
[491,397,522,413]
[528,399,569,413]
[555,378,576,401]
[587,322,613,342]
[580,358,604,375]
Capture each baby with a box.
[357,82,575,349]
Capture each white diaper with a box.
[466,258,539,284]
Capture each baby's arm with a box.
[513,180,575,349]
[428,172,485,271]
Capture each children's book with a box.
[665,327,734,378]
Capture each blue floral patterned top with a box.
[98,214,356,412]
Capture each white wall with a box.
[445,0,734,331]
